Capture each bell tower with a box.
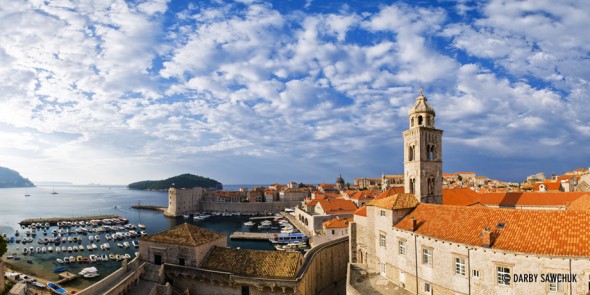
[403,88,443,204]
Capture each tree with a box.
[0,236,6,258]
[457,174,463,182]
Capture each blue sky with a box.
[0,0,589,185]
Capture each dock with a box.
[19,215,123,226]
[131,205,166,212]
[249,216,277,221]
[230,232,275,240]
[56,271,78,284]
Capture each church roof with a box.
[395,203,590,257]
[367,193,419,210]
[140,223,225,247]
[374,187,405,200]
[200,246,303,278]
[408,88,435,115]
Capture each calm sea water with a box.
[0,185,277,290]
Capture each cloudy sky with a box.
[0,0,588,185]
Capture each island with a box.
[127,173,223,191]
[0,166,35,188]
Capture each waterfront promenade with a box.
[229,232,274,240]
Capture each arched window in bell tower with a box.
[427,145,435,161]
[426,116,431,127]
[411,117,414,127]
[409,145,415,161]
[418,115,423,126]
[427,178,434,195]
[410,178,415,194]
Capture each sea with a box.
[0,184,278,290]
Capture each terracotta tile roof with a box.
[533,181,562,191]
[479,192,586,207]
[442,188,482,206]
[305,200,319,207]
[374,187,405,200]
[566,194,590,211]
[367,193,419,210]
[200,246,302,278]
[395,204,590,256]
[317,199,358,214]
[323,217,354,228]
[140,223,225,247]
[354,206,367,217]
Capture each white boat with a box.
[243,221,255,226]
[183,214,190,219]
[105,234,111,240]
[79,266,99,278]
[94,235,100,241]
[56,258,64,264]
[56,247,61,253]
[123,241,130,248]
[63,256,69,263]
[137,224,146,229]
[91,243,98,250]
[123,253,131,260]
[48,246,53,253]
[87,245,92,251]
[100,254,108,261]
[117,243,123,248]
[132,240,139,248]
[89,255,97,262]
[89,236,94,242]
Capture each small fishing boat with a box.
[69,256,75,263]
[109,253,116,260]
[183,214,190,219]
[92,243,98,250]
[32,281,46,289]
[132,240,139,248]
[67,246,72,253]
[53,266,66,273]
[116,243,123,248]
[47,282,67,294]
[64,256,70,263]
[95,235,100,241]
[83,257,90,263]
[101,254,108,261]
[243,221,255,226]
[123,253,131,260]
[56,258,64,264]
[115,254,121,261]
[80,267,100,278]
[123,242,130,248]
[77,255,83,263]
[56,247,61,253]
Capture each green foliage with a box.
[127,173,222,190]
[0,236,6,258]
[457,175,463,181]
[298,182,306,188]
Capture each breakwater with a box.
[19,215,123,226]
[131,205,166,212]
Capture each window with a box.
[379,233,386,247]
[331,230,335,235]
[455,257,466,276]
[497,266,511,286]
[380,210,386,216]
[549,281,563,292]
[423,282,432,294]
[472,269,480,278]
[399,240,406,255]
[178,258,185,266]
[422,248,432,266]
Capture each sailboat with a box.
[24,188,30,197]
[51,187,58,195]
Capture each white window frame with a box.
[549,280,563,292]
[422,248,432,266]
[454,257,466,276]
[380,210,386,216]
[496,266,511,286]
[379,233,386,247]
[398,240,406,255]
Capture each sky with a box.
[0,0,589,185]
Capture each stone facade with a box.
[165,187,206,217]
[403,89,443,204]
[280,189,310,201]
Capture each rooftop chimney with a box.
[411,217,417,232]
[481,227,492,248]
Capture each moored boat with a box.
[47,282,67,294]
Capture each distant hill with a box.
[127,174,223,191]
[0,167,35,188]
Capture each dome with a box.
[336,174,345,184]
[408,88,435,116]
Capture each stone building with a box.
[347,89,590,294]
[139,222,226,266]
[165,187,206,217]
[279,188,309,202]
[336,174,346,191]
[295,198,357,234]
[403,88,443,204]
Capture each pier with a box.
[19,215,123,226]
[56,271,79,284]
[131,205,166,212]
[248,216,277,221]
[230,232,275,240]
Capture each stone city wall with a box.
[295,237,349,295]
[78,257,142,295]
